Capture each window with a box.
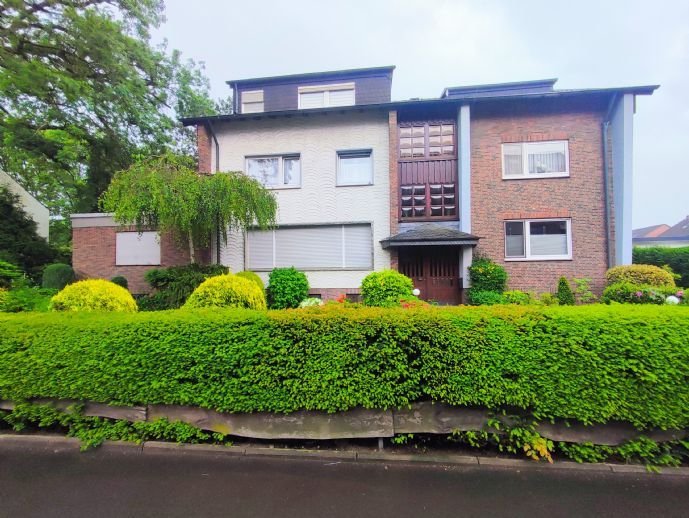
[337,150,373,186]
[298,83,355,109]
[115,231,161,266]
[241,90,264,113]
[400,183,456,219]
[502,141,569,178]
[399,122,455,159]
[504,219,572,260]
[246,224,372,270]
[246,155,300,188]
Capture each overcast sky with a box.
[155,0,688,229]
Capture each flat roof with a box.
[226,66,396,87]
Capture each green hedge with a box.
[634,246,689,287]
[1,305,688,429]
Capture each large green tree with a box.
[0,0,227,219]
[100,154,277,263]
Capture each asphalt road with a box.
[1,442,688,518]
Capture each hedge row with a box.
[1,305,688,429]
[633,246,689,287]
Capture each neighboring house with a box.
[0,170,49,239]
[72,66,657,301]
[633,216,689,248]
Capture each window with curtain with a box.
[246,224,373,270]
[246,155,300,188]
[502,141,569,178]
[337,150,373,185]
[504,219,571,260]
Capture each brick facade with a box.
[197,124,212,173]
[470,98,611,294]
[72,226,192,294]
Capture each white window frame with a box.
[501,140,570,179]
[336,149,373,186]
[504,218,572,261]
[245,154,301,189]
[241,90,264,114]
[297,82,356,109]
[115,231,161,266]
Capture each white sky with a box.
[155,0,689,229]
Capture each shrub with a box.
[1,305,688,429]
[236,270,264,292]
[299,297,324,308]
[267,267,309,309]
[573,278,596,304]
[634,246,689,288]
[556,277,575,305]
[143,264,229,309]
[606,264,676,288]
[42,263,75,290]
[0,260,22,288]
[601,281,678,305]
[467,289,505,306]
[503,290,533,305]
[1,284,55,312]
[360,270,414,307]
[50,279,137,312]
[539,293,559,306]
[184,274,266,310]
[110,276,128,289]
[468,258,507,293]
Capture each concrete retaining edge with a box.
[1,434,688,477]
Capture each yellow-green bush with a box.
[236,270,265,292]
[50,279,137,312]
[606,264,676,288]
[183,273,266,310]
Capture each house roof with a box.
[661,216,689,238]
[632,224,671,239]
[442,78,558,98]
[226,66,396,87]
[381,224,479,248]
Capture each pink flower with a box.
[635,291,643,297]
[677,290,684,298]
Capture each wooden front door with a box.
[399,247,461,305]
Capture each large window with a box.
[298,83,355,109]
[399,122,455,159]
[115,231,161,266]
[505,219,572,260]
[337,150,373,186]
[241,90,264,113]
[502,141,569,179]
[246,155,300,188]
[247,224,372,270]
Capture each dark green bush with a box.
[267,267,309,309]
[143,264,228,308]
[360,269,414,307]
[0,260,22,289]
[634,247,689,288]
[468,258,507,293]
[556,277,575,305]
[42,263,75,290]
[601,281,678,305]
[0,283,55,313]
[2,305,688,429]
[467,289,505,305]
[110,276,128,289]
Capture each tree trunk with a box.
[188,231,196,264]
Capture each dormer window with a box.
[298,83,355,109]
[241,90,264,113]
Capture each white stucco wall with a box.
[214,111,391,289]
[0,171,50,239]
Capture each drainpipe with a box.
[602,94,619,269]
[207,121,221,264]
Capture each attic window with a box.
[241,90,264,113]
[298,83,355,109]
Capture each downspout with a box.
[602,94,619,269]
[207,121,221,264]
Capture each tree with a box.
[100,154,277,263]
[556,277,575,306]
[0,0,227,218]
[0,186,57,279]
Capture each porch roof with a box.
[380,224,479,248]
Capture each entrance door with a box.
[399,247,461,305]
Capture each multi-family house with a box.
[72,66,657,302]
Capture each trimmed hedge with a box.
[183,274,266,310]
[50,279,137,312]
[606,264,676,288]
[634,246,689,288]
[1,305,688,429]
[360,269,414,307]
[42,263,75,290]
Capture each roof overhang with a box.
[380,224,480,249]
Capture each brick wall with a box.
[72,226,191,294]
[470,98,610,294]
[197,124,212,173]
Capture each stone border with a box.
[1,434,688,477]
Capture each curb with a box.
[2,434,689,476]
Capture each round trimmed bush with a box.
[236,270,265,292]
[267,267,309,309]
[110,276,128,289]
[184,273,266,310]
[606,265,675,288]
[361,270,413,307]
[51,279,137,312]
[468,258,507,293]
[42,263,75,290]
[601,281,677,305]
